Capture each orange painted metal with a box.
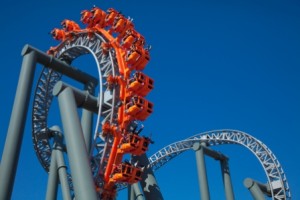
[122,29,145,49]
[127,72,154,97]
[106,162,142,189]
[125,96,153,121]
[90,7,107,28]
[118,134,151,155]
[113,15,134,40]
[61,19,81,32]
[105,8,119,27]
[50,29,66,41]
[48,7,153,199]
[80,10,93,26]
[126,45,150,71]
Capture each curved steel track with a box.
[30,8,291,200]
[31,8,154,198]
[148,129,291,200]
[31,34,291,200]
[32,31,119,184]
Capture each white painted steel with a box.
[148,129,291,200]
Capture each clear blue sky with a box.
[0,0,299,199]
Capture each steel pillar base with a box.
[132,154,164,200]
[46,147,58,200]
[221,160,235,200]
[193,142,210,200]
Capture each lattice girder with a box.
[148,130,291,200]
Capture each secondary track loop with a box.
[148,129,291,200]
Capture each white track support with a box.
[148,130,291,200]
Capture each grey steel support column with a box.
[54,87,97,200]
[56,149,72,200]
[132,183,145,200]
[243,178,266,200]
[0,51,36,200]
[221,159,235,200]
[128,183,144,200]
[128,184,135,200]
[192,142,210,200]
[50,126,72,200]
[0,45,98,200]
[54,81,98,153]
[46,148,58,200]
[132,154,164,200]
[81,83,95,153]
[81,108,93,152]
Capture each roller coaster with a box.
[0,6,291,200]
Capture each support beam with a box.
[220,159,235,200]
[244,178,266,200]
[81,83,95,153]
[53,81,98,114]
[0,51,37,200]
[193,142,210,200]
[22,45,98,86]
[132,154,164,200]
[54,81,97,152]
[202,145,227,161]
[132,183,145,200]
[128,184,135,200]
[128,183,145,200]
[56,146,72,200]
[50,126,72,200]
[81,107,93,153]
[0,44,98,199]
[46,148,58,200]
[54,87,97,200]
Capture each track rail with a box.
[29,7,291,200]
[148,129,291,200]
[32,6,153,199]
[32,31,118,169]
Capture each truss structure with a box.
[31,6,154,199]
[149,129,291,200]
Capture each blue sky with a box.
[0,0,299,199]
